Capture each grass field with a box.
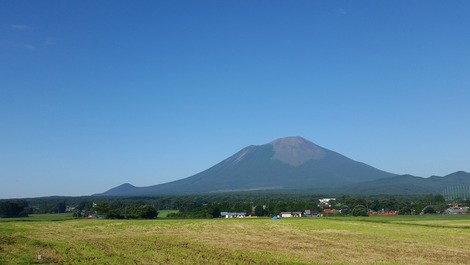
[157,210,179,218]
[1,214,469,264]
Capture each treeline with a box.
[92,202,158,219]
[338,194,448,215]
[165,193,451,218]
[0,200,29,218]
[3,193,467,219]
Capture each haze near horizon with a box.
[1,1,469,199]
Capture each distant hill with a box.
[345,171,470,194]
[99,136,397,196]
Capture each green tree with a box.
[94,203,123,218]
[77,201,93,211]
[207,204,221,218]
[398,206,412,215]
[340,206,351,215]
[379,198,400,211]
[57,202,66,213]
[422,205,435,214]
[433,195,445,204]
[352,205,368,216]
[73,201,94,217]
[0,200,28,218]
[343,196,367,210]
[272,202,287,214]
[368,199,381,212]
[254,205,265,216]
[134,205,158,219]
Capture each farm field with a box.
[1,214,469,264]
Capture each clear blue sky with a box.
[1,1,469,199]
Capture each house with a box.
[444,206,469,214]
[220,212,247,218]
[281,212,292,218]
[292,211,302,217]
[304,209,319,217]
[281,211,302,217]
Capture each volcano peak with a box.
[270,136,326,166]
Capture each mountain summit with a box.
[271,136,326,166]
[100,136,397,196]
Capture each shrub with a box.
[351,205,368,217]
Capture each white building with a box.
[220,212,247,218]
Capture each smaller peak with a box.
[119,183,135,187]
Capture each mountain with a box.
[102,183,136,195]
[346,171,470,194]
[99,136,397,196]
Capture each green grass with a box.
[1,215,469,264]
[0,213,76,222]
[157,209,179,218]
[330,214,470,228]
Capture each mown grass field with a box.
[1,214,469,264]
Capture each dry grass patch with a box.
[1,216,470,264]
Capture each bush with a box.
[421,205,435,215]
[129,204,158,219]
[398,206,412,215]
[351,205,368,217]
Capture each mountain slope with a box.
[345,171,470,194]
[99,136,396,196]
